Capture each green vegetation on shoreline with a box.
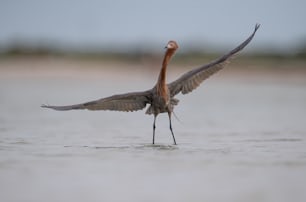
[1,45,305,70]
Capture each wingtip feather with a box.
[40,104,70,111]
[255,23,260,31]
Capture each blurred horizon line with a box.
[1,40,306,59]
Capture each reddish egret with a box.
[42,24,260,145]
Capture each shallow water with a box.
[1,62,306,202]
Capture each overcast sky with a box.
[1,0,306,52]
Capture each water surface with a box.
[1,60,306,202]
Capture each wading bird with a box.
[42,24,260,145]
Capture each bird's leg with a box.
[152,115,157,144]
[168,112,177,145]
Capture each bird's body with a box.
[42,24,260,145]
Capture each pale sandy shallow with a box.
[0,58,306,202]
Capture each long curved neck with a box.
[157,49,175,88]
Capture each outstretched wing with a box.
[42,90,152,112]
[168,24,260,96]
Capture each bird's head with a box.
[165,40,179,51]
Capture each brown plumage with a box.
[42,24,260,145]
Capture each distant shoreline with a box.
[1,57,305,85]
